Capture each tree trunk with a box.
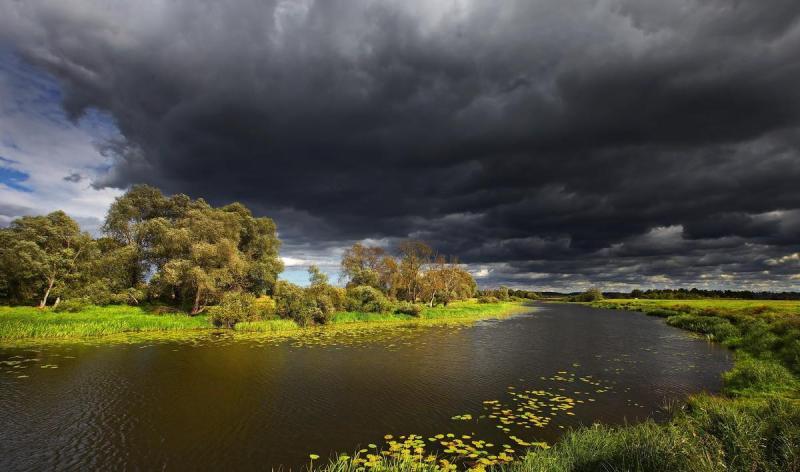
[38,278,55,308]
[53,297,61,308]
[191,287,203,315]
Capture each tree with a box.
[102,184,188,287]
[308,265,329,287]
[420,256,476,307]
[340,243,385,289]
[105,187,283,313]
[0,211,93,307]
[397,240,433,302]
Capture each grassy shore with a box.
[312,299,800,472]
[0,299,527,342]
[0,305,211,341]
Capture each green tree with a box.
[102,184,191,287]
[397,240,433,302]
[0,211,93,307]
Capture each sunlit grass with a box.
[0,305,210,340]
[234,318,299,332]
[0,299,527,342]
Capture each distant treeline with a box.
[0,185,480,327]
[603,288,800,300]
[475,287,540,303]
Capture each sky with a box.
[0,0,799,291]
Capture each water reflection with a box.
[0,303,731,470]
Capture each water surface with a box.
[0,303,731,470]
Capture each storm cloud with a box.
[1,0,799,290]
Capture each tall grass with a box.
[233,318,299,332]
[0,305,211,340]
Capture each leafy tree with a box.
[397,240,432,302]
[420,256,476,306]
[102,184,190,287]
[0,211,93,307]
[105,187,283,313]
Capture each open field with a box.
[0,300,527,342]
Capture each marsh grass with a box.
[0,305,210,340]
[234,318,300,332]
[0,300,527,342]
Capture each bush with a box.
[253,295,277,319]
[346,285,392,313]
[478,296,499,304]
[571,287,604,302]
[53,297,91,313]
[274,281,335,326]
[722,356,798,395]
[667,314,741,343]
[209,291,259,328]
[394,301,422,316]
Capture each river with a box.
[0,303,731,470]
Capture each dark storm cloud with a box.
[2,0,800,289]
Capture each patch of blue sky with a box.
[0,162,32,192]
[0,49,120,143]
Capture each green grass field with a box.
[0,299,527,341]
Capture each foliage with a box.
[209,291,261,328]
[52,298,90,313]
[393,301,422,316]
[0,211,94,307]
[273,276,337,326]
[346,285,392,313]
[478,296,500,304]
[0,305,209,340]
[570,287,604,302]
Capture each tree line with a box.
[0,185,486,327]
[603,288,800,300]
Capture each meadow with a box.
[0,299,526,342]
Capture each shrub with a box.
[274,281,335,326]
[667,314,741,343]
[478,296,500,304]
[209,291,259,328]
[394,301,422,316]
[571,287,604,302]
[645,308,679,318]
[53,297,90,313]
[253,295,277,319]
[346,285,392,313]
[722,356,798,395]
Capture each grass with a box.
[311,298,800,472]
[233,318,300,332]
[590,299,800,373]
[0,299,527,342]
[0,305,210,341]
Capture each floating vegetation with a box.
[314,368,617,471]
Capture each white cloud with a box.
[0,52,122,233]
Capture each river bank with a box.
[0,300,527,344]
[311,299,800,472]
